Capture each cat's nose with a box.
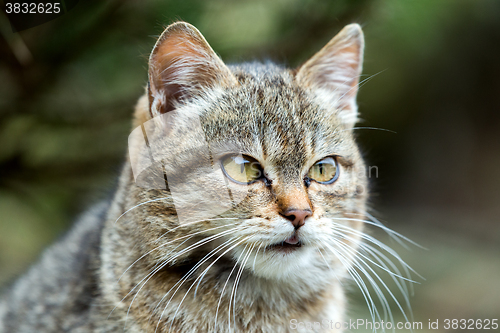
[282,209,312,230]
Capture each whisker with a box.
[332,219,423,310]
[362,241,416,298]
[114,197,171,225]
[358,243,414,321]
[321,241,380,324]
[321,70,386,125]
[125,226,245,328]
[332,216,422,248]
[153,217,240,243]
[318,247,332,271]
[214,243,248,333]
[331,229,417,283]
[333,237,414,328]
[160,236,252,333]
[351,127,397,134]
[317,245,343,286]
[365,211,427,251]
[331,240,393,324]
[339,70,386,103]
[331,221,422,278]
[252,243,263,272]
[110,236,191,321]
[149,236,242,329]
[118,223,238,283]
[166,238,246,333]
[230,243,255,332]
[120,224,241,303]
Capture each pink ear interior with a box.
[296,24,364,126]
[147,23,235,117]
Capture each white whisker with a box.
[331,221,423,279]
[317,245,343,286]
[331,229,417,283]
[230,243,254,332]
[252,243,263,272]
[125,226,245,329]
[114,197,171,225]
[161,236,252,333]
[153,217,240,243]
[148,235,242,329]
[333,236,414,329]
[322,241,380,324]
[332,216,422,248]
[119,223,238,283]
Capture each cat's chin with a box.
[234,243,319,281]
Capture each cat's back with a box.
[0,202,107,333]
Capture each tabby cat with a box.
[0,22,412,333]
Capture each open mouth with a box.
[269,235,302,253]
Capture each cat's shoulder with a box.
[0,201,109,332]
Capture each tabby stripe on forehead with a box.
[260,133,268,160]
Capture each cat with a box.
[0,21,412,332]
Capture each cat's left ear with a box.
[147,22,237,117]
[296,24,364,128]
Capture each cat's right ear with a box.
[296,24,364,128]
[147,22,236,118]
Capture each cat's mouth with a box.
[269,235,302,253]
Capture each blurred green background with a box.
[1,0,499,331]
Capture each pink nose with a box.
[282,209,312,230]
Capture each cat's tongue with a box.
[284,235,300,245]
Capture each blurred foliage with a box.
[1,0,500,329]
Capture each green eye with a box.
[221,155,262,184]
[307,157,339,184]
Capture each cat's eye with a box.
[221,155,263,184]
[307,157,339,184]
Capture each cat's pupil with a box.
[319,164,324,174]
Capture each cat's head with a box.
[126,22,367,283]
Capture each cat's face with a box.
[125,22,367,283]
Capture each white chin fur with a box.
[234,245,318,280]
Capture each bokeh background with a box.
[1,0,499,331]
